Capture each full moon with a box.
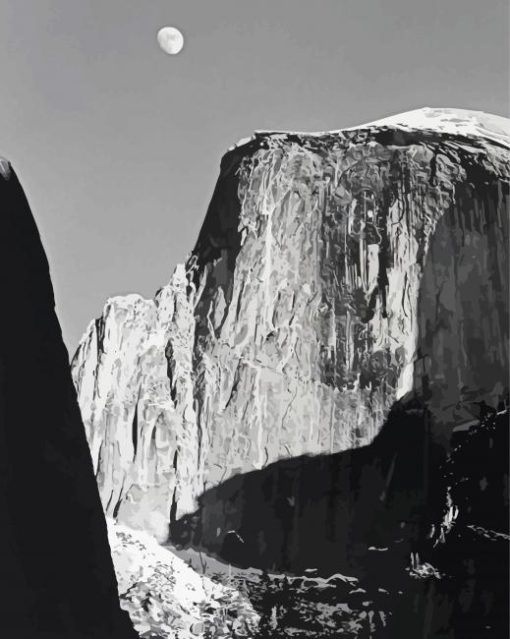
[157,26,184,55]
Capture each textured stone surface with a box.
[106,519,259,638]
[72,108,510,537]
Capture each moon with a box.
[157,26,184,55]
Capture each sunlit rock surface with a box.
[107,519,259,638]
[72,108,510,535]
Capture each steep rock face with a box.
[0,163,137,637]
[72,108,510,537]
[74,265,199,539]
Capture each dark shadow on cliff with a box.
[172,403,508,638]
[0,165,137,638]
[171,397,446,575]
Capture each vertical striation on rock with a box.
[71,108,510,537]
[0,163,137,638]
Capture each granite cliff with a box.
[72,108,510,542]
[0,162,137,637]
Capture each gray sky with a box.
[0,0,508,353]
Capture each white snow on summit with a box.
[357,107,510,148]
[231,107,510,151]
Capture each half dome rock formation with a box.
[72,108,510,539]
[0,163,137,637]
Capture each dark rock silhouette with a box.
[0,163,137,638]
